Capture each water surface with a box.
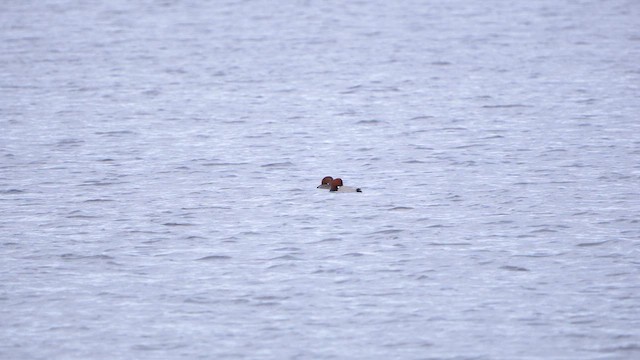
[1,0,639,359]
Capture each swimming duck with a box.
[330,178,362,193]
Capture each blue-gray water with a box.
[2,0,639,359]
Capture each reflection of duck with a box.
[317,176,334,189]
[330,178,362,193]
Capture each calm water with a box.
[2,0,640,359]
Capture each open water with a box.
[1,0,640,359]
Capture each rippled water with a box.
[2,0,640,359]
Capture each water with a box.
[2,0,639,359]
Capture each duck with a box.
[329,178,362,193]
[317,176,334,189]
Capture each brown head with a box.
[329,178,343,191]
[318,176,333,188]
